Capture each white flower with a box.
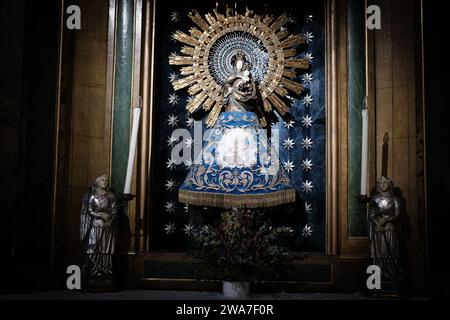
[183,224,194,236]
[169,72,178,82]
[301,136,314,150]
[301,115,314,128]
[164,223,176,235]
[304,52,314,62]
[283,137,295,150]
[167,135,178,147]
[164,201,176,213]
[305,202,313,213]
[186,117,195,128]
[283,120,296,129]
[306,14,313,23]
[301,159,314,172]
[170,11,180,22]
[184,204,189,213]
[302,224,313,237]
[168,93,179,105]
[166,158,176,170]
[283,160,295,173]
[302,180,314,193]
[165,179,176,191]
[303,94,314,107]
[301,73,314,85]
[304,31,314,43]
[167,114,179,127]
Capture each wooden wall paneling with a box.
[337,0,349,254]
[414,0,427,292]
[367,3,377,204]
[138,0,155,253]
[372,0,426,293]
[339,0,370,256]
[64,0,109,264]
[374,0,394,180]
[326,0,340,256]
[392,0,410,199]
[402,0,425,293]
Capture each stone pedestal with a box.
[82,276,118,293]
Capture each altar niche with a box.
[146,0,327,254]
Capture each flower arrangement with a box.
[188,208,293,282]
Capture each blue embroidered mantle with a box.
[179,112,295,208]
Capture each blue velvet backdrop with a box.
[149,0,325,252]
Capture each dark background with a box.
[0,0,60,292]
[0,0,449,294]
[423,2,450,276]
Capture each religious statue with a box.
[80,174,117,277]
[169,9,310,209]
[368,176,403,283]
[178,51,295,208]
[222,51,269,126]
[223,51,256,112]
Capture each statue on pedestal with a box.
[368,176,404,284]
[80,174,117,278]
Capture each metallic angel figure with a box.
[368,176,403,282]
[80,174,117,277]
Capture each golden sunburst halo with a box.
[169,8,309,127]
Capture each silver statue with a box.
[80,174,117,277]
[222,51,268,126]
[223,51,258,113]
[368,176,403,282]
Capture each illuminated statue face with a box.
[377,176,391,192]
[236,59,244,71]
[97,175,109,189]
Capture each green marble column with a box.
[111,0,134,194]
[347,0,367,236]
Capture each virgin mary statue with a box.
[179,51,295,208]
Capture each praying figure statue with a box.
[80,174,117,277]
[368,176,403,283]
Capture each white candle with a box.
[124,106,141,194]
[360,104,368,196]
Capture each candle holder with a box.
[118,193,136,203]
[356,194,371,207]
